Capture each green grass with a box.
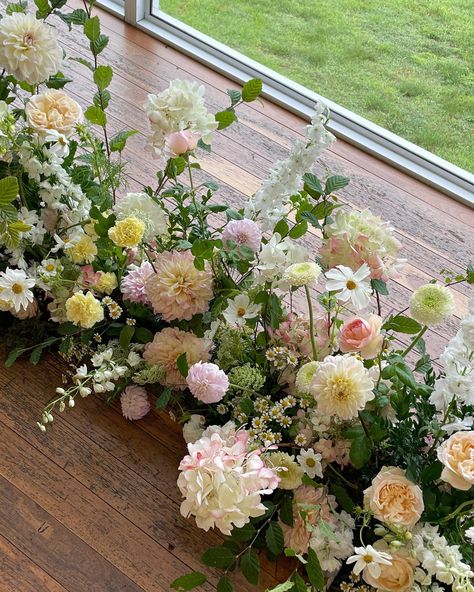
[162,0,474,172]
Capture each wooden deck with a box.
[0,3,473,591]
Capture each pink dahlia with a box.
[120,385,150,420]
[145,250,213,321]
[186,361,229,403]
[121,261,154,304]
[222,219,262,252]
[143,327,210,389]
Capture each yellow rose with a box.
[65,291,104,329]
[364,467,424,528]
[66,235,97,264]
[26,90,83,135]
[363,544,417,592]
[437,431,474,491]
[108,216,145,248]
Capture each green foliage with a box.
[265,521,284,555]
[170,572,207,591]
[241,78,263,102]
[383,314,422,334]
[93,65,113,90]
[201,546,235,569]
[217,576,234,592]
[109,130,138,152]
[240,549,260,585]
[215,110,238,130]
[305,549,324,591]
[84,105,107,127]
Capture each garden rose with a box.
[363,545,417,592]
[364,467,424,528]
[26,90,83,135]
[339,314,383,359]
[165,129,200,156]
[437,431,474,491]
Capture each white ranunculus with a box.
[0,13,62,84]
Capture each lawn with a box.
[161,0,474,172]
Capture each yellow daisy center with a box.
[306,458,316,467]
[12,283,24,294]
[363,554,373,563]
[346,279,357,290]
[237,307,246,316]
[46,264,55,272]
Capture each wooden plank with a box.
[0,479,140,592]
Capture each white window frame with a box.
[101,0,474,207]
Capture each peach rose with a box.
[339,314,383,359]
[165,130,200,156]
[364,467,424,528]
[363,544,417,592]
[437,431,474,491]
[26,89,83,136]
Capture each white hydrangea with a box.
[114,192,167,241]
[309,510,355,573]
[182,414,205,444]
[145,80,217,158]
[245,101,334,230]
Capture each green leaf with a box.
[5,347,25,368]
[134,326,154,343]
[119,325,135,349]
[29,345,45,365]
[227,89,241,106]
[303,173,323,198]
[176,352,189,378]
[8,220,30,232]
[197,138,211,152]
[71,56,94,71]
[291,573,307,592]
[0,176,19,206]
[94,65,113,90]
[217,576,233,592]
[84,105,107,127]
[288,220,308,239]
[45,72,73,90]
[331,483,355,513]
[306,548,324,591]
[170,571,207,591]
[155,387,171,411]
[279,495,294,527]
[383,314,422,334]
[165,156,186,179]
[34,0,49,19]
[371,278,389,295]
[191,239,220,260]
[109,129,138,152]
[324,175,349,194]
[240,398,254,415]
[466,263,474,284]
[84,15,100,41]
[57,322,79,336]
[215,110,237,130]
[265,521,284,555]
[91,34,109,55]
[349,435,372,469]
[240,549,260,585]
[201,546,235,569]
[230,523,256,542]
[273,218,289,237]
[61,8,88,26]
[268,582,295,592]
[242,78,263,102]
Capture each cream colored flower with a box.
[108,216,145,248]
[65,291,104,329]
[283,261,321,287]
[364,467,424,528]
[266,452,303,490]
[0,13,62,84]
[143,327,210,388]
[66,234,97,264]
[295,361,319,395]
[363,543,417,592]
[96,272,117,295]
[310,354,375,420]
[437,431,474,491]
[409,283,455,327]
[145,251,213,321]
[26,90,83,135]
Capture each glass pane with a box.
[155,0,473,172]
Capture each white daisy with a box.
[297,448,323,479]
[223,293,261,327]
[38,258,62,277]
[0,268,35,312]
[325,263,372,310]
[346,545,392,578]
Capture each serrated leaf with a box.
[170,571,207,591]
[371,278,389,295]
[176,352,189,378]
[291,573,307,592]
[331,483,355,513]
[34,0,49,18]
[155,387,171,411]
[265,521,284,555]
[119,325,135,350]
[242,78,263,102]
[279,495,294,527]
[5,347,25,368]
[0,176,19,205]
[267,582,295,592]
[197,138,211,152]
[273,218,289,237]
[383,314,422,334]
[215,110,237,130]
[303,173,323,198]
[227,89,241,106]
[109,130,138,152]
[240,549,260,585]
[29,344,44,365]
[230,523,256,542]
[201,546,235,569]
[349,435,372,469]
[94,65,113,90]
[8,220,31,232]
[91,34,109,55]
[84,105,107,127]
[71,56,94,71]
[45,72,73,90]
[288,220,307,239]
[306,548,324,591]
[324,175,349,194]
[84,15,100,40]
[217,576,233,592]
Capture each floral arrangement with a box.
[0,2,473,592]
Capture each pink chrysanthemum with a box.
[186,361,229,403]
[145,250,213,321]
[121,262,154,304]
[120,385,150,420]
[222,219,262,252]
[143,327,210,389]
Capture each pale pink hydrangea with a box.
[120,385,150,420]
[186,361,229,403]
[178,422,279,534]
[121,261,154,304]
[269,313,331,360]
[222,219,262,252]
[315,438,351,467]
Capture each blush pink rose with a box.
[165,130,200,156]
[437,431,474,491]
[339,314,383,359]
[80,265,100,289]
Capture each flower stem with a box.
[402,325,428,357]
[304,285,318,360]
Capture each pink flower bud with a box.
[165,130,200,156]
[338,314,383,359]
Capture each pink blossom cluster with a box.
[269,313,331,360]
[177,422,280,535]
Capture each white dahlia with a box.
[114,192,167,241]
[0,13,62,84]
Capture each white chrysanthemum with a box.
[283,261,321,287]
[0,268,35,312]
[0,13,62,84]
[295,361,319,395]
[311,354,375,420]
[114,192,167,241]
[409,283,455,326]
